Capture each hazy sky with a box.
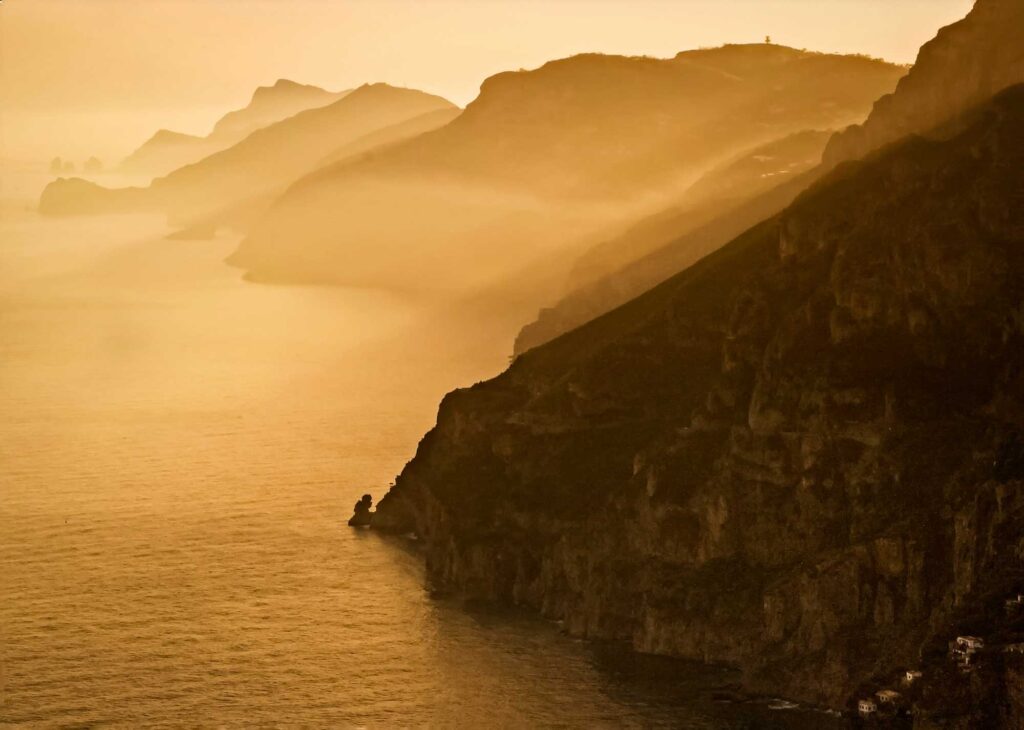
[1,0,975,163]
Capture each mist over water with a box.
[0,194,843,727]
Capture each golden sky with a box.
[1,0,974,163]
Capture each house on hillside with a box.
[955,636,985,654]
[858,698,878,716]
[876,689,901,705]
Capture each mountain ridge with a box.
[118,79,349,177]
[40,83,458,223]
[513,0,1024,357]
[229,43,903,291]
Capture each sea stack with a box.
[347,494,374,527]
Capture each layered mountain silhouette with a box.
[186,106,464,236]
[40,84,458,222]
[515,133,828,353]
[373,83,1024,720]
[369,0,1024,721]
[227,45,903,291]
[514,0,1024,354]
[561,130,831,289]
[119,80,351,178]
[119,129,210,179]
[210,79,347,142]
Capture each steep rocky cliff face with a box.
[373,86,1024,713]
[824,0,1024,166]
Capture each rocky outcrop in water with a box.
[348,494,374,527]
[373,86,1024,717]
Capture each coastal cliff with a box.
[373,86,1024,715]
[824,0,1024,166]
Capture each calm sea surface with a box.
[0,206,844,727]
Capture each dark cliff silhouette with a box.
[368,0,1024,718]
[373,83,1024,719]
[348,495,374,527]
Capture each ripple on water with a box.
[0,215,843,728]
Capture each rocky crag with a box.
[824,0,1024,166]
[372,85,1024,718]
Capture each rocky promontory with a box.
[372,85,1024,720]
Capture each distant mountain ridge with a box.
[209,79,346,141]
[118,79,350,177]
[40,84,458,223]
[229,44,903,291]
[148,83,456,220]
[118,130,214,179]
[367,44,903,198]
[513,0,1024,356]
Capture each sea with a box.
[0,170,845,728]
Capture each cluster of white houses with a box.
[857,674,921,717]
[859,591,1024,717]
[855,667,933,716]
